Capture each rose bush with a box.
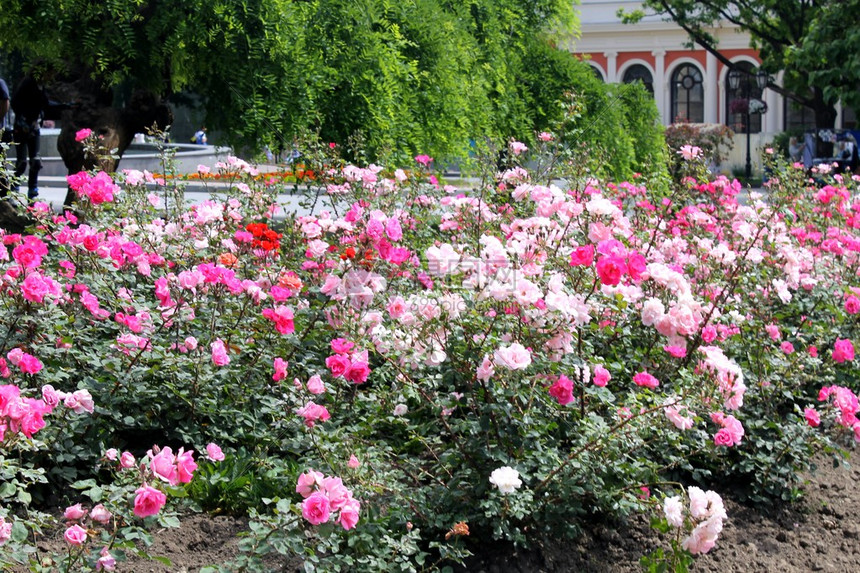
[0,132,857,571]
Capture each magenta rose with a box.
[325,354,351,378]
[832,338,855,363]
[548,375,574,406]
[633,371,659,389]
[595,255,625,286]
[569,245,595,267]
[301,491,331,525]
[713,429,736,447]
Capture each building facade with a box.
[568,1,854,174]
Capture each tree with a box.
[625,0,860,129]
[0,0,579,179]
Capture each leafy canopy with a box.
[0,0,585,159]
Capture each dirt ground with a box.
[28,449,860,572]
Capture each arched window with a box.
[622,64,653,94]
[590,65,605,82]
[725,61,763,134]
[671,64,704,123]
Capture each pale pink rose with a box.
[393,404,408,416]
[97,546,116,571]
[64,389,95,414]
[0,517,10,546]
[120,452,136,468]
[296,470,324,498]
[104,448,118,461]
[477,356,495,381]
[348,455,360,469]
[677,145,702,161]
[64,503,88,521]
[687,486,708,519]
[640,298,665,327]
[509,141,528,155]
[90,504,112,524]
[321,477,350,510]
[301,491,331,525]
[663,496,684,528]
[493,343,532,370]
[306,375,326,395]
[206,443,226,462]
[64,524,88,545]
[133,485,167,518]
[765,324,781,341]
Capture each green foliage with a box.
[0,0,582,160]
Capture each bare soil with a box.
[30,451,860,572]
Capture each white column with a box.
[764,86,779,134]
[605,51,618,83]
[705,52,718,124]
[652,50,666,124]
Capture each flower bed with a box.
[0,136,857,571]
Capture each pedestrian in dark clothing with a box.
[11,75,50,199]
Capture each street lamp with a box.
[728,68,769,179]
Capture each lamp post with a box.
[728,68,769,179]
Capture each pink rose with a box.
[338,498,361,530]
[75,128,93,142]
[296,401,331,428]
[306,375,326,395]
[832,338,855,363]
[150,447,179,485]
[596,255,626,286]
[120,451,136,468]
[301,491,331,525]
[211,339,230,366]
[90,504,112,524]
[133,485,167,518]
[845,295,860,315]
[593,365,611,387]
[176,448,197,483]
[701,325,718,343]
[344,361,371,384]
[548,375,574,406]
[330,338,354,354]
[206,443,225,462]
[64,524,88,545]
[713,428,735,447]
[804,407,821,428]
[64,503,88,521]
[272,357,289,382]
[633,371,659,389]
[348,455,360,469]
[569,245,594,267]
[97,546,116,571]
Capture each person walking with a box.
[11,74,50,200]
